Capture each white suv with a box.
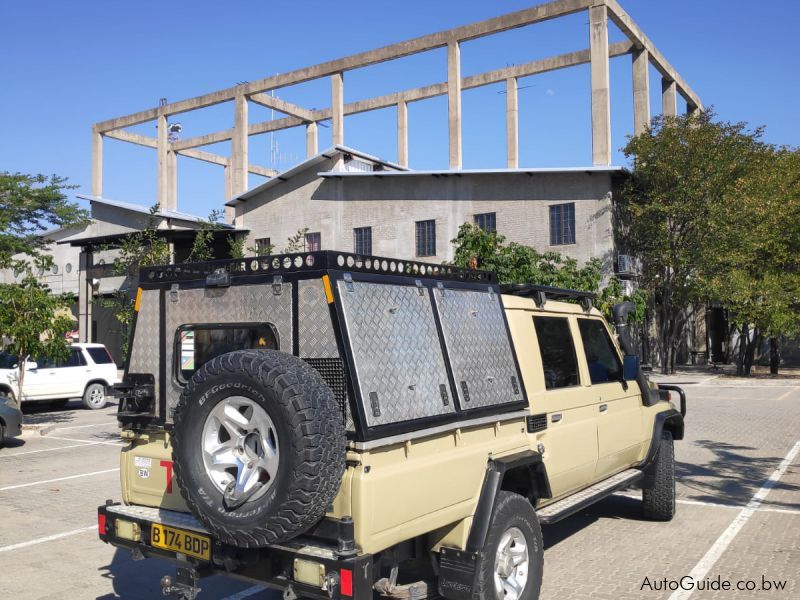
[0,344,121,410]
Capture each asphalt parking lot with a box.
[0,377,798,599]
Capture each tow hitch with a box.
[161,567,201,600]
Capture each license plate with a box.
[150,523,211,561]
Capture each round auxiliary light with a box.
[305,254,314,267]
[294,256,303,268]
[337,255,345,267]
[347,256,355,268]
[283,257,291,268]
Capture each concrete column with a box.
[447,41,462,169]
[165,150,177,211]
[686,101,700,117]
[231,93,249,196]
[397,101,408,167]
[306,122,319,158]
[632,48,650,136]
[331,73,344,146]
[662,78,677,117]
[156,114,168,208]
[506,77,519,168]
[223,165,234,224]
[589,4,611,166]
[91,130,103,197]
[78,251,93,343]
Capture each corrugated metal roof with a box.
[318,166,625,178]
[76,195,236,227]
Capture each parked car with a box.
[0,344,120,410]
[0,393,23,445]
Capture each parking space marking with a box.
[220,585,266,600]
[616,493,800,516]
[0,441,105,458]
[669,439,800,600]
[0,468,120,492]
[774,386,799,401]
[44,435,125,447]
[46,422,118,432]
[0,525,95,554]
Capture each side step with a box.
[536,468,643,525]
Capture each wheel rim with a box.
[88,385,104,407]
[201,395,280,503]
[493,526,529,600]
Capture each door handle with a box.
[551,413,562,423]
[599,404,608,412]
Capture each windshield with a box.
[0,352,19,369]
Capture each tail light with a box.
[340,568,353,597]
[98,513,107,537]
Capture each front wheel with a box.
[643,431,676,520]
[82,383,107,410]
[472,491,543,600]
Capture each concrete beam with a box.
[632,47,650,136]
[506,78,519,168]
[686,100,700,117]
[397,101,408,167]
[605,0,702,110]
[662,78,677,117]
[447,41,462,169]
[157,114,169,208]
[248,164,279,178]
[306,122,318,158]
[104,128,249,168]
[589,3,611,166]
[231,93,248,196]
[171,129,234,151]
[93,0,592,132]
[91,129,103,197]
[249,115,306,136]
[249,93,315,121]
[178,148,229,166]
[331,73,344,146]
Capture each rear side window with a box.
[533,316,580,389]
[86,347,114,365]
[176,324,279,383]
[578,319,622,384]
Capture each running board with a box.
[537,468,643,525]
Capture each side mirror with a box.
[622,355,639,381]
[26,361,38,371]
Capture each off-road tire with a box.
[643,431,676,521]
[472,491,543,600]
[82,383,107,410]
[171,350,345,548]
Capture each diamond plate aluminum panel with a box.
[298,280,338,359]
[128,289,160,401]
[337,280,455,427]
[163,284,293,421]
[434,288,523,409]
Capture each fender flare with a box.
[465,451,551,553]
[638,408,684,487]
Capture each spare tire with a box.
[172,349,345,548]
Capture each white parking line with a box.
[47,422,118,432]
[221,585,265,600]
[0,441,106,458]
[0,525,96,554]
[669,440,800,600]
[45,435,125,447]
[0,468,120,492]
[774,386,799,401]
[615,493,800,516]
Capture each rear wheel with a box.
[472,491,543,600]
[82,383,107,410]
[643,431,676,520]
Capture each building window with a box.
[354,227,372,255]
[415,220,436,257]
[254,237,272,255]
[549,203,576,245]
[304,232,321,252]
[474,212,496,232]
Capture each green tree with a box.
[618,109,768,373]
[0,276,75,407]
[0,173,88,271]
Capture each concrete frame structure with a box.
[92,0,701,220]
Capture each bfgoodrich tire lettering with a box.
[472,491,543,600]
[642,431,676,521]
[171,350,345,548]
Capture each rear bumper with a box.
[98,503,373,599]
[0,407,22,438]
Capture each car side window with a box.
[533,316,580,390]
[577,319,622,384]
[59,348,87,368]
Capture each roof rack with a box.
[500,283,595,310]
[139,250,496,284]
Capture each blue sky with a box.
[1,1,798,219]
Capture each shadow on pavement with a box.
[0,437,26,449]
[677,439,799,509]
[542,494,646,550]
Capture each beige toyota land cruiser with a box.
[98,251,685,600]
